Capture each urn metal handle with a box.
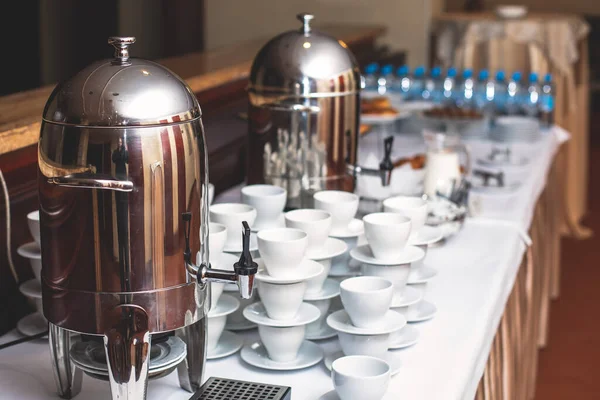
[48,173,134,192]
[297,13,314,34]
[108,36,136,64]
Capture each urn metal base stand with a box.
[49,318,207,399]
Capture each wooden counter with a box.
[0,24,385,156]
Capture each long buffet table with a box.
[0,125,567,400]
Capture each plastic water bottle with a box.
[442,67,458,106]
[474,69,495,118]
[409,66,426,100]
[456,68,475,109]
[522,72,540,118]
[422,66,442,103]
[362,62,379,91]
[539,73,555,128]
[393,65,411,100]
[494,70,508,115]
[377,64,395,95]
[505,71,523,115]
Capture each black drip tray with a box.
[190,377,291,400]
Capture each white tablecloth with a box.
[0,127,568,400]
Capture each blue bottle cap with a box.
[381,64,394,75]
[462,69,473,79]
[396,65,409,76]
[544,73,552,82]
[431,66,442,77]
[414,66,426,77]
[447,67,457,77]
[495,70,505,81]
[529,72,538,82]
[512,71,522,81]
[478,70,489,80]
[365,63,379,74]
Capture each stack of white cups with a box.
[326,276,406,379]
[240,227,325,369]
[284,208,346,340]
[204,222,245,359]
[16,210,46,337]
[382,196,443,324]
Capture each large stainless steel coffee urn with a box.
[247,13,394,209]
[38,37,257,400]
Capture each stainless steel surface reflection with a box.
[247,13,361,208]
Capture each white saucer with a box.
[306,237,348,261]
[17,242,41,259]
[241,340,323,371]
[243,302,320,327]
[251,214,286,232]
[394,300,437,323]
[223,233,259,253]
[306,323,338,340]
[255,258,324,284]
[350,245,425,266]
[207,331,243,360]
[324,350,402,376]
[329,219,364,238]
[408,226,444,246]
[304,278,340,301]
[327,310,406,335]
[225,319,257,331]
[407,265,438,284]
[389,324,419,349]
[208,294,239,318]
[319,391,395,400]
[19,279,42,299]
[17,313,47,337]
[391,286,423,307]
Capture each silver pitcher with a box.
[247,13,393,209]
[38,37,257,400]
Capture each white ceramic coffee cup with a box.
[361,263,411,295]
[257,280,306,320]
[241,184,287,230]
[305,258,331,295]
[207,253,236,311]
[17,243,42,282]
[284,209,332,254]
[338,331,391,359]
[305,298,332,335]
[340,276,394,329]
[313,190,359,232]
[209,222,228,262]
[257,228,307,278]
[210,203,257,247]
[207,295,239,350]
[19,279,43,314]
[259,325,306,362]
[226,289,259,325]
[332,355,391,400]
[27,210,41,248]
[383,195,428,237]
[363,213,411,261]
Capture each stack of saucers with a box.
[16,210,47,337]
[325,276,406,376]
[383,196,442,324]
[490,116,541,143]
[240,227,325,370]
[313,190,365,281]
